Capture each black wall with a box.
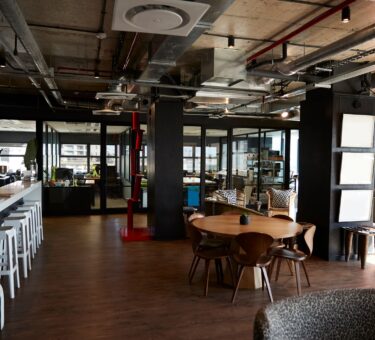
[298,86,375,260]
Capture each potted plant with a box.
[240,213,250,225]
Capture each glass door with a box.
[183,126,201,207]
[205,129,227,198]
[259,129,286,204]
[106,126,131,209]
[232,128,259,207]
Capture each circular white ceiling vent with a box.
[112,0,210,37]
[126,5,189,32]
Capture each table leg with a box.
[358,234,369,269]
[345,230,353,262]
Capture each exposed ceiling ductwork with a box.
[137,0,235,82]
[276,24,375,76]
[0,0,64,106]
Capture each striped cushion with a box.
[270,188,293,208]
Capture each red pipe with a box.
[246,0,356,64]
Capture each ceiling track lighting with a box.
[341,6,350,24]
[228,35,235,48]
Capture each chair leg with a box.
[286,260,294,276]
[214,259,222,284]
[204,259,211,297]
[267,257,276,280]
[301,261,311,287]
[275,257,282,281]
[231,265,245,303]
[226,257,235,287]
[261,267,273,303]
[294,261,302,296]
[189,256,200,284]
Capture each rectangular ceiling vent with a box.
[112,0,210,36]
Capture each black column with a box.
[147,100,184,239]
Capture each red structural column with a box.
[120,111,151,241]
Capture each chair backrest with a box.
[253,288,375,340]
[187,215,204,252]
[234,232,274,266]
[271,214,294,221]
[302,224,316,257]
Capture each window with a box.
[0,143,27,172]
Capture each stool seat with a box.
[3,216,32,278]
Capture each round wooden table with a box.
[192,214,303,289]
[192,214,302,239]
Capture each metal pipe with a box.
[248,42,288,70]
[0,40,53,108]
[0,0,64,105]
[278,23,375,75]
[246,0,356,64]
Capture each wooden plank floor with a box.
[1,214,374,339]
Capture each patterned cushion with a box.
[216,189,237,205]
[269,188,293,208]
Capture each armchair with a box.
[266,188,297,219]
[211,189,246,208]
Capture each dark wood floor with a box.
[1,214,374,339]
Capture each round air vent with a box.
[112,0,210,37]
[125,5,189,31]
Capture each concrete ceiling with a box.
[0,0,374,119]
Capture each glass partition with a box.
[205,129,227,197]
[106,126,131,209]
[183,126,201,207]
[259,129,286,204]
[232,128,259,206]
[290,129,299,192]
[0,120,36,183]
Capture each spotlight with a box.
[281,111,289,118]
[94,70,100,79]
[228,35,235,48]
[0,48,6,68]
[341,6,350,23]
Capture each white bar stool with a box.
[9,211,36,259]
[2,216,32,278]
[0,226,20,299]
[23,201,44,246]
[15,205,38,253]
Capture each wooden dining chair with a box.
[269,224,316,296]
[231,232,274,303]
[187,221,234,296]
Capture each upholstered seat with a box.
[266,188,297,219]
[212,189,246,208]
[253,288,375,340]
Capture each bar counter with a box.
[0,180,42,212]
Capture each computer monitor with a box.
[55,168,73,180]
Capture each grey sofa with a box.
[254,288,375,340]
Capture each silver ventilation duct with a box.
[277,24,375,75]
[0,0,64,105]
[138,0,235,82]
